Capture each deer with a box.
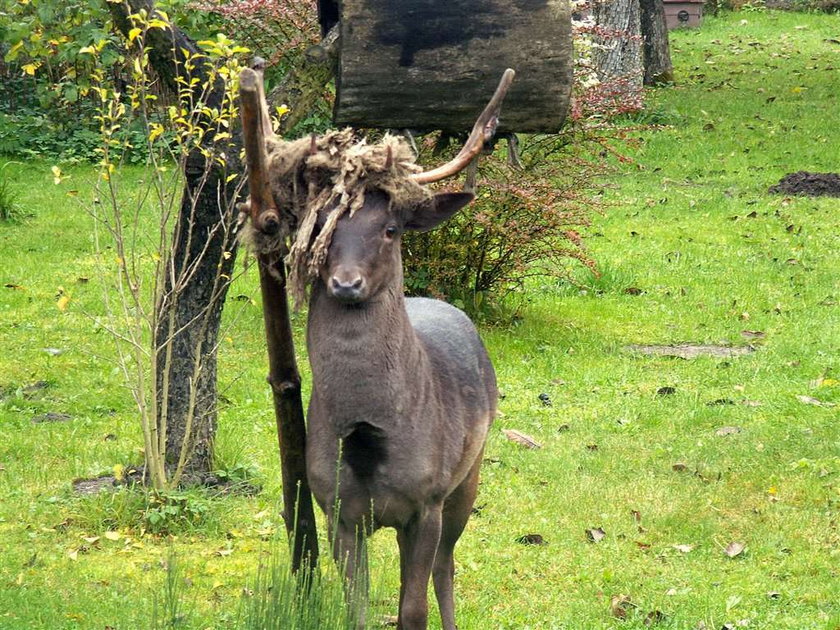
[240,64,514,630]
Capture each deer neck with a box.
[306,280,424,433]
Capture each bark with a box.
[592,0,643,97]
[267,25,339,136]
[639,0,674,85]
[109,0,240,476]
[334,0,572,134]
[317,0,340,38]
[240,67,320,570]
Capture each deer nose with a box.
[330,274,365,302]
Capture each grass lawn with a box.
[1,9,838,630]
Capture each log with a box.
[334,0,572,133]
[240,67,319,572]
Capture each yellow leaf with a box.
[820,378,839,387]
[128,27,142,43]
[78,45,97,55]
[68,549,79,561]
[22,63,38,76]
[57,295,71,311]
[104,531,121,541]
[5,41,24,62]
[113,463,125,481]
[148,123,164,142]
[51,165,63,185]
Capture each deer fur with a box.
[305,190,498,630]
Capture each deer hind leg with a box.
[397,506,443,629]
[433,454,483,630]
[332,519,369,630]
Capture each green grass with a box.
[1,10,838,629]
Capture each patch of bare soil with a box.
[769,172,840,197]
[71,466,261,495]
[73,475,117,495]
[625,344,755,359]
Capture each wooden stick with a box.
[240,65,319,572]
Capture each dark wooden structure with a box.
[332,0,572,133]
[662,0,704,29]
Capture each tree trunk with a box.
[592,0,643,103]
[109,0,239,477]
[640,0,674,85]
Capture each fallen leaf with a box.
[610,594,636,619]
[740,330,765,339]
[586,527,606,543]
[724,541,745,558]
[538,392,552,407]
[57,295,71,311]
[766,591,781,600]
[104,531,120,541]
[644,610,667,626]
[657,386,677,396]
[707,399,735,406]
[715,426,742,437]
[215,548,233,557]
[673,543,694,553]
[672,462,688,472]
[516,533,547,546]
[557,424,570,432]
[502,429,542,449]
[624,287,644,295]
[797,395,835,407]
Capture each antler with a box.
[410,68,516,185]
[240,58,280,234]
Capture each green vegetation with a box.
[0,10,838,629]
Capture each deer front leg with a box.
[332,519,369,630]
[398,506,443,630]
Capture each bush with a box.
[0,161,22,221]
[402,135,601,316]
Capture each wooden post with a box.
[240,66,319,572]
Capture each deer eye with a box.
[384,225,398,239]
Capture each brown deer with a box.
[305,75,511,629]
[241,67,513,630]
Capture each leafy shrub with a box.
[403,136,600,316]
[70,486,217,535]
[0,161,22,221]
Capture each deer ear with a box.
[404,192,475,232]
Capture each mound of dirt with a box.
[769,171,840,197]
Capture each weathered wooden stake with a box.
[240,65,319,572]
